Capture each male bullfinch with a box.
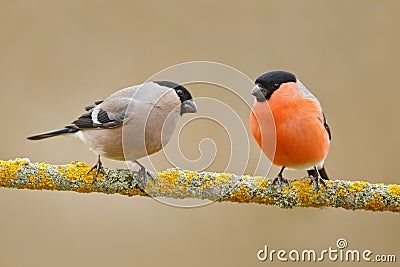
[250,70,331,188]
[28,81,197,185]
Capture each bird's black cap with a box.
[254,71,297,101]
[153,81,197,115]
[153,81,193,103]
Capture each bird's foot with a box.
[88,156,106,183]
[272,174,290,187]
[309,170,327,190]
[134,161,154,189]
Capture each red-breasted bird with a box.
[28,81,197,185]
[250,70,331,187]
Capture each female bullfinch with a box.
[250,70,331,188]
[28,81,197,185]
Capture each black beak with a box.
[251,84,268,101]
[181,99,197,115]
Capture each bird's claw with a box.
[310,173,327,190]
[272,175,290,187]
[136,166,154,189]
[88,157,106,184]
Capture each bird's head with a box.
[153,81,197,115]
[252,70,297,102]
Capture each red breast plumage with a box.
[250,70,331,187]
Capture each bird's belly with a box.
[251,105,329,169]
[79,127,126,160]
[274,118,330,168]
[124,107,180,159]
[78,106,180,162]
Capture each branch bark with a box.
[1,158,399,212]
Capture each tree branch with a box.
[1,158,399,212]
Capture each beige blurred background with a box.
[1,0,399,266]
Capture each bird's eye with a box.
[177,89,183,96]
[273,83,280,89]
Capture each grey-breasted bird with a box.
[28,81,197,184]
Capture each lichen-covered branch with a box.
[1,158,399,212]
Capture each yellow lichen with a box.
[2,159,30,184]
[29,176,37,183]
[183,171,198,182]
[388,184,400,198]
[62,161,105,183]
[148,171,182,195]
[291,180,326,207]
[214,173,233,185]
[0,160,18,187]
[348,181,368,192]
[120,188,143,197]
[253,176,267,186]
[292,180,312,205]
[282,186,292,195]
[253,177,270,190]
[230,184,252,203]
[34,162,57,190]
[253,194,274,205]
[334,184,347,199]
[1,159,400,212]
[159,170,180,185]
[365,193,385,211]
[37,175,56,190]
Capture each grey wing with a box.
[84,100,104,111]
[70,87,138,130]
[297,79,319,103]
[71,105,124,129]
[297,79,331,141]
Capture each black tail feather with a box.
[27,127,79,140]
[307,166,329,180]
